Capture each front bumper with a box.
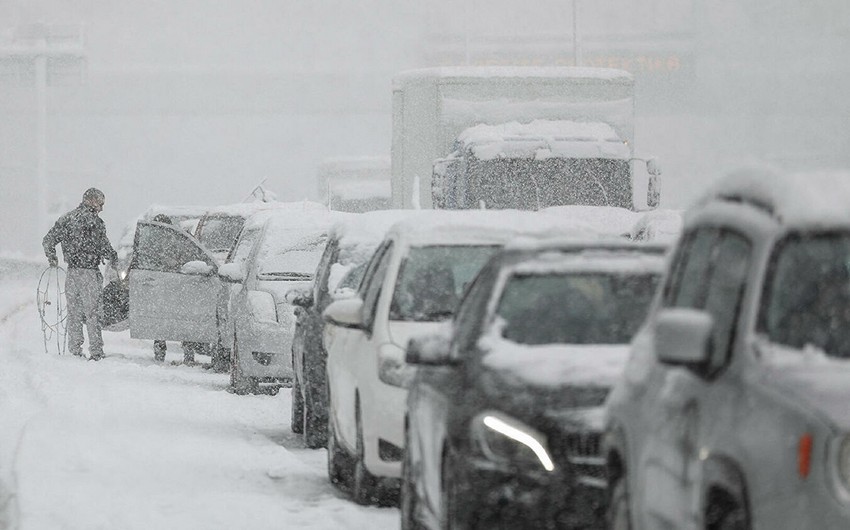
[451,454,606,530]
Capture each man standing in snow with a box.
[43,188,118,360]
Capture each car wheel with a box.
[707,492,749,530]
[327,407,353,490]
[290,375,304,434]
[401,426,424,530]
[302,381,327,449]
[352,402,381,506]
[609,472,632,530]
[229,337,256,395]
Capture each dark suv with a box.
[605,168,850,529]
[402,241,666,529]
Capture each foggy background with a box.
[1,0,848,255]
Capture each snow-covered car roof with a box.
[386,209,602,246]
[457,120,630,160]
[241,204,341,233]
[199,200,327,220]
[541,205,643,238]
[330,210,415,248]
[698,167,850,228]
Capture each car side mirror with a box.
[646,157,662,177]
[405,333,455,366]
[181,260,214,276]
[218,263,245,283]
[286,288,314,308]
[323,297,364,329]
[655,308,713,371]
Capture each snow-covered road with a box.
[0,259,398,530]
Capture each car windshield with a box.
[495,272,659,345]
[761,233,850,358]
[257,235,327,280]
[389,245,500,322]
[198,216,246,252]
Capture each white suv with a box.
[321,210,593,505]
[605,168,850,529]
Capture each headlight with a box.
[471,412,555,472]
[838,435,850,491]
[378,343,415,388]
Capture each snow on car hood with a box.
[761,341,850,429]
[480,334,630,388]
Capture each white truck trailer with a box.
[316,156,392,213]
[390,67,660,210]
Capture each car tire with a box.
[302,380,327,449]
[229,337,257,395]
[609,472,632,530]
[327,407,354,490]
[707,493,749,530]
[291,376,304,434]
[352,402,381,506]
[401,426,424,530]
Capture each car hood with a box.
[763,350,850,430]
[475,338,628,413]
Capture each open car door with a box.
[129,221,220,342]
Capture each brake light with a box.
[798,433,813,478]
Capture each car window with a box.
[388,245,500,322]
[133,223,210,272]
[702,232,751,365]
[197,215,246,252]
[227,229,261,266]
[760,233,850,357]
[664,228,718,308]
[360,242,394,331]
[497,272,659,345]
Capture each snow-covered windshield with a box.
[257,235,327,280]
[198,216,246,252]
[258,249,323,280]
[761,233,850,358]
[389,245,500,322]
[496,273,659,345]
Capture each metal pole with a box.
[572,0,582,67]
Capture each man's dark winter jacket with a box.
[43,203,118,269]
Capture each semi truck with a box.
[390,67,660,210]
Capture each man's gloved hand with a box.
[48,257,58,268]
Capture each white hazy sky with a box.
[1,0,848,254]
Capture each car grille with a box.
[552,431,606,489]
